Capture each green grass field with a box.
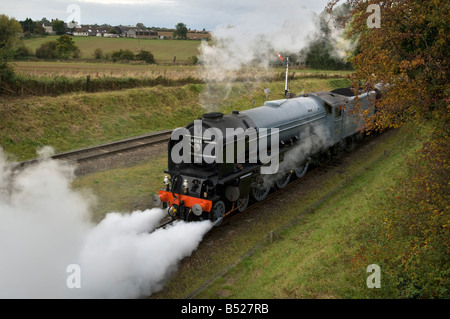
[23,36,201,62]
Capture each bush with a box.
[188,55,198,65]
[136,49,155,64]
[35,41,57,59]
[111,49,135,62]
[13,44,34,59]
[93,48,104,60]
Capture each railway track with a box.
[16,129,172,170]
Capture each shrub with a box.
[111,49,135,62]
[93,48,104,60]
[13,44,34,59]
[35,41,57,59]
[136,50,155,64]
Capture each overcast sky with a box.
[1,0,331,31]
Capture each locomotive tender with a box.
[154,87,377,225]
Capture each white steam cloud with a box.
[197,2,352,111]
[0,148,212,298]
[262,122,334,187]
[198,3,319,111]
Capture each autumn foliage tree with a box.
[327,0,448,131]
[327,0,449,297]
[0,14,22,82]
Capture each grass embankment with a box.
[0,77,347,161]
[197,131,413,299]
[193,124,447,299]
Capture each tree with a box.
[0,14,23,81]
[173,22,188,39]
[136,22,145,28]
[35,35,80,59]
[33,23,45,35]
[55,35,79,59]
[19,18,36,33]
[327,0,449,298]
[52,19,65,35]
[326,0,448,131]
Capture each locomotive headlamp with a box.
[183,179,189,193]
[193,142,201,153]
[163,175,170,185]
[152,194,161,207]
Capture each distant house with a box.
[91,27,118,37]
[73,28,89,36]
[125,28,158,39]
[115,26,134,37]
[186,30,211,40]
[156,30,211,40]
[42,22,56,35]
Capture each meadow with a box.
[23,36,201,63]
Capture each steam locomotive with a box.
[154,86,378,225]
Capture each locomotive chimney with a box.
[202,112,224,122]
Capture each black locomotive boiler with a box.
[154,87,377,225]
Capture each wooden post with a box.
[268,231,274,244]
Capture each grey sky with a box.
[1,0,331,31]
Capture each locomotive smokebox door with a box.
[225,186,240,202]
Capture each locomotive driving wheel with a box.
[295,165,307,178]
[251,184,270,202]
[237,194,250,212]
[275,173,291,189]
[295,158,310,178]
[211,200,226,226]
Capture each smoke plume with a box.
[198,3,318,111]
[0,148,212,298]
[197,2,352,111]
